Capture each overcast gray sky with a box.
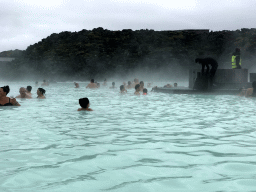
[1,0,255,52]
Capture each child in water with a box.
[143,88,147,95]
[120,85,127,94]
[78,97,93,111]
[134,84,140,95]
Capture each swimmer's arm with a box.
[11,98,21,106]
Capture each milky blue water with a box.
[1,82,256,192]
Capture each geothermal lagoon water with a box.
[1,82,256,192]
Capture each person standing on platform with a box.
[195,57,218,89]
[232,48,241,69]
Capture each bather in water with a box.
[86,79,97,88]
[26,86,32,96]
[16,87,32,99]
[78,97,93,111]
[37,88,46,99]
[120,85,127,94]
[134,84,140,95]
[0,86,20,106]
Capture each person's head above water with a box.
[143,88,147,93]
[91,79,94,83]
[79,97,89,108]
[37,88,46,95]
[112,82,115,86]
[128,81,131,85]
[120,85,125,91]
[0,85,10,96]
[27,86,32,92]
[19,87,27,96]
[135,84,140,91]
[174,83,178,87]
[140,81,144,86]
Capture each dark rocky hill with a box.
[2,27,256,81]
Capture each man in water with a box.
[16,87,32,99]
[86,79,97,88]
[26,86,32,96]
[195,57,218,89]
[78,97,93,111]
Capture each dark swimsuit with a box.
[0,98,13,106]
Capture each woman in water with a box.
[78,97,93,111]
[245,81,256,97]
[37,88,46,99]
[0,86,20,106]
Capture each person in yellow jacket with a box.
[232,48,241,69]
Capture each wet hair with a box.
[174,83,178,87]
[38,88,46,95]
[112,82,115,86]
[252,81,256,95]
[79,97,89,108]
[91,79,94,83]
[140,81,144,85]
[120,85,124,91]
[128,81,131,85]
[143,88,147,93]
[27,86,32,92]
[135,84,140,90]
[0,85,10,95]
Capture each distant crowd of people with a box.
[2,77,255,111]
[0,82,47,106]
